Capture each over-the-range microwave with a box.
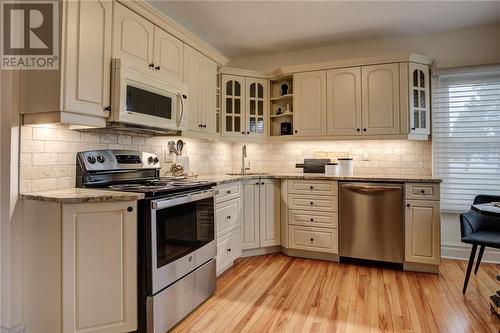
[109,58,188,133]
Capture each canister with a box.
[338,158,353,176]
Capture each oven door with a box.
[149,189,217,295]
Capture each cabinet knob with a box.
[310,202,314,205]
[149,63,154,68]
[226,215,231,219]
[155,65,160,70]
[255,182,259,185]
[363,128,367,132]
[104,106,111,111]
[261,182,264,185]
[226,190,231,194]
[294,130,298,133]
[411,127,416,130]
[227,248,232,252]
[247,131,250,134]
[310,238,314,242]
[310,186,314,190]
[310,218,314,222]
[203,124,207,128]
[406,203,411,208]
[241,131,245,134]
[199,124,203,128]
[356,128,360,132]
[420,189,425,194]
[127,206,133,212]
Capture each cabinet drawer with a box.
[216,198,241,236]
[405,183,440,200]
[289,226,338,253]
[288,194,338,212]
[289,210,338,228]
[217,228,241,272]
[214,182,241,203]
[288,180,338,195]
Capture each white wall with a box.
[227,23,500,71]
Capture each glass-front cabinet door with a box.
[409,62,430,135]
[246,78,268,137]
[222,75,246,137]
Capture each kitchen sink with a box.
[225,172,269,176]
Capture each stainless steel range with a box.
[76,150,217,333]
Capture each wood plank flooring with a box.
[171,254,500,333]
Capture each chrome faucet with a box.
[241,144,250,175]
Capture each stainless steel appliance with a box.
[339,182,404,263]
[109,58,188,134]
[76,150,217,333]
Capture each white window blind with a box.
[432,66,500,212]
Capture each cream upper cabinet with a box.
[361,63,400,134]
[409,62,431,136]
[184,45,217,133]
[405,199,440,266]
[294,71,327,136]
[153,26,184,82]
[246,78,268,138]
[64,0,113,117]
[222,75,246,137]
[326,67,362,136]
[113,2,154,68]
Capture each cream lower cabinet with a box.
[242,179,281,250]
[293,71,327,136]
[286,180,339,254]
[214,182,243,276]
[22,200,137,333]
[405,198,441,266]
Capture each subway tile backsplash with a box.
[20,125,432,192]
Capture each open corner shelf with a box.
[270,94,293,101]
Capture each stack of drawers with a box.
[214,182,243,276]
[287,180,339,254]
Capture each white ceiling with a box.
[146,1,500,59]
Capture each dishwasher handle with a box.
[342,184,402,193]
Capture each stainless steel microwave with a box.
[110,58,188,132]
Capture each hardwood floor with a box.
[171,254,500,333]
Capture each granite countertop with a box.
[20,188,145,204]
[197,173,442,185]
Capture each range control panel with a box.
[78,150,160,171]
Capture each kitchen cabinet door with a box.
[405,200,440,265]
[361,63,400,134]
[222,75,246,137]
[153,26,184,82]
[113,2,154,69]
[242,180,260,249]
[62,201,137,333]
[409,62,431,135]
[184,45,203,131]
[201,56,218,134]
[246,78,268,138]
[326,67,362,136]
[259,179,281,247]
[64,0,112,118]
[293,71,327,136]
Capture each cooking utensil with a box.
[176,140,184,156]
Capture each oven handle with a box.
[177,92,185,127]
[151,189,218,210]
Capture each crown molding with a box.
[118,0,229,66]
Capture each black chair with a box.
[460,195,500,294]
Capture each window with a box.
[432,66,500,212]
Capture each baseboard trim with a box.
[441,243,500,263]
[1,324,25,333]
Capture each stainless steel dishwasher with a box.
[339,182,404,263]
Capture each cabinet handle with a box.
[406,203,411,208]
[149,63,154,68]
[310,202,314,205]
[104,106,111,111]
[411,127,416,130]
[226,215,231,219]
[127,206,133,212]
[227,248,232,252]
[310,238,314,242]
[155,65,160,70]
